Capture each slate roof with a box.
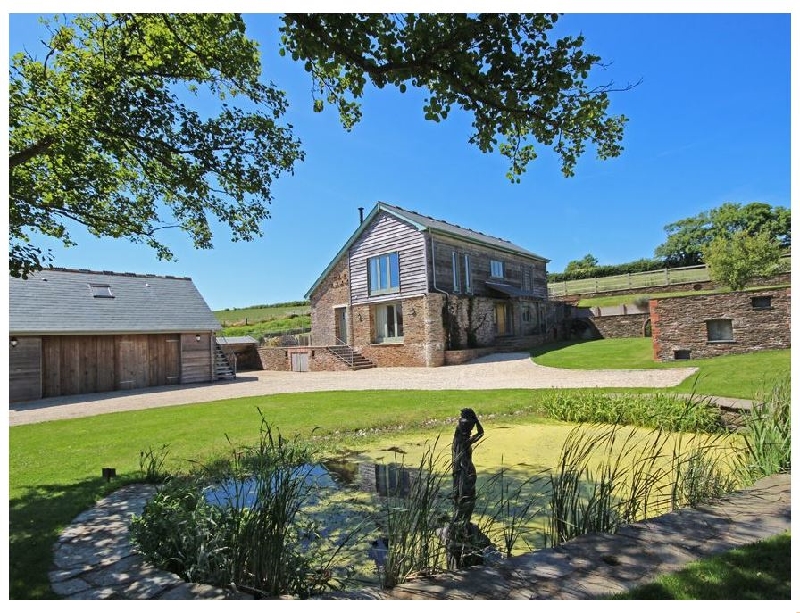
[306,201,548,298]
[216,336,258,345]
[9,268,221,334]
[377,202,548,261]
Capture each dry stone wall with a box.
[650,287,790,361]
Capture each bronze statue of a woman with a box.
[447,407,486,569]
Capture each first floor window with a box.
[374,302,404,343]
[706,319,733,342]
[522,267,532,292]
[490,260,504,278]
[453,252,472,294]
[368,252,400,295]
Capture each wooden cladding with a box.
[349,212,428,304]
[9,332,212,402]
[8,337,42,402]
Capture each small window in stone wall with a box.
[751,296,772,310]
[706,319,734,342]
[674,349,691,360]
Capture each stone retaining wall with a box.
[651,287,790,361]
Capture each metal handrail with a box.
[329,339,355,367]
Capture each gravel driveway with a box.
[8,352,698,427]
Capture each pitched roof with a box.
[9,268,221,334]
[305,201,548,298]
[376,203,548,261]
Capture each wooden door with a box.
[165,336,181,384]
[495,302,512,336]
[291,352,309,372]
[334,307,347,345]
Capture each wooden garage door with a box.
[42,334,181,397]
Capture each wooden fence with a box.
[547,255,791,298]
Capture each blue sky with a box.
[6,10,792,311]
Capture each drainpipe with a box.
[430,236,453,364]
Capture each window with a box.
[490,260,504,278]
[751,296,772,310]
[368,253,400,295]
[522,267,532,292]
[706,319,734,342]
[89,283,114,298]
[374,302,404,343]
[453,252,472,294]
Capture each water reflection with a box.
[204,458,423,508]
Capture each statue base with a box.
[440,522,496,570]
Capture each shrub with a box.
[131,413,357,598]
[735,375,791,480]
[540,391,723,433]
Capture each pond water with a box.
[192,421,740,588]
[203,458,424,508]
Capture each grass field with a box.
[213,301,310,326]
[213,301,311,339]
[576,283,790,308]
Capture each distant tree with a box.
[654,202,790,268]
[10,12,631,278]
[703,230,783,291]
[563,253,599,275]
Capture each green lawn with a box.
[612,531,791,599]
[576,284,790,308]
[9,345,790,599]
[530,339,789,399]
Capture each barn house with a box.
[9,268,230,403]
[297,202,560,371]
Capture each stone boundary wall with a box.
[650,287,790,361]
[256,346,291,371]
[257,346,355,372]
[591,313,649,339]
[444,347,496,365]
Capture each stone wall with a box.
[257,347,291,371]
[650,287,791,361]
[354,294,447,367]
[257,346,354,371]
[309,257,350,346]
[590,313,650,339]
[444,347,496,365]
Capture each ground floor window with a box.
[374,302,404,343]
[706,318,734,342]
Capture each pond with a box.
[138,419,743,595]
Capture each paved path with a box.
[10,352,698,426]
[49,474,791,600]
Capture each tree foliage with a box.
[10,12,630,278]
[703,230,783,291]
[9,13,303,278]
[563,253,599,276]
[654,202,790,268]
[279,13,629,180]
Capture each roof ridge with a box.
[379,201,518,246]
[35,267,192,281]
